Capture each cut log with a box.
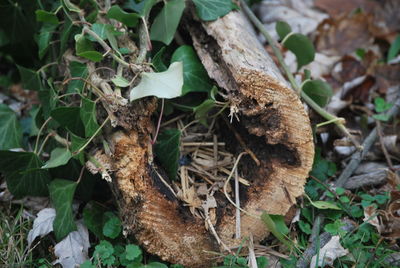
[110,9,314,267]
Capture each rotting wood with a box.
[109,9,314,267]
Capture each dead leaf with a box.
[27,208,56,247]
[363,205,381,232]
[310,236,349,267]
[316,13,373,57]
[257,0,328,40]
[315,0,376,19]
[53,220,90,268]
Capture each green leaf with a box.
[194,99,215,125]
[107,5,140,27]
[62,0,81,12]
[282,33,315,70]
[302,79,333,107]
[276,21,291,40]
[130,61,183,101]
[125,244,142,261]
[269,215,289,235]
[94,240,115,265]
[42,147,72,169]
[51,107,85,137]
[38,24,57,59]
[35,10,59,24]
[372,114,390,122]
[256,256,269,268]
[152,47,168,72]
[171,45,212,95]
[68,61,88,93]
[111,75,130,87]
[129,262,168,268]
[0,151,51,198]
[374,97,393,113]
[80,98,100,137]
[90,23,108,40]
[154,128,181,180]
[150,0,185,45]
[70,132,88,153]
[298,220,312,234]
[123,0,157,17]
[17,65,42,91]
[78,51,103,62]
[49,179,77,241]
[60,16,75,55]
[192,0,236,21]
[102,212,122,239]
[0,104,22,150]
[83,202,105,239]
[387,35,400,62]
[310,200,341,210]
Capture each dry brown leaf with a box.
[316,13,373,57]
[315,0,376,19]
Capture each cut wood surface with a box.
[111,9,314,267]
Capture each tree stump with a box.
[110,10,314,267]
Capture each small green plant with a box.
[372,97,393,121]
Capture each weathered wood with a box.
[187,9,314,246]
[111,9,314,267]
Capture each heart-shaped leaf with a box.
[111,75,130,87]
[80,97,100,137]
[301,79,333,107]
[276,21,291,40]
[0,104,22,150]
[42,148,72,169]
[129,61,183,101]
[49,179,78,241]
[192,0,236,21]
[150,0,185,45]
[171,45,212,95]
[154,128,181,180]
[107,5,140,27]
[35,10,59,24]
[282,33,315,70]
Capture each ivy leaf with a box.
[60,16,75,55]
[0,104,22,150]
[171,45,212,95]
[68,61,88,93]
[51,107,85,137]
[80,98,100,137]
[35,10,59,24]
[83,202,106,239]
[102,212,122,239]
[282,33,315,70]
[111,75,130,87]
[49,179,78,241]
[75,34,103,62]
[42,148,72,169]
[387,35,400,62]
[192,0,236,21]
[298,220,312,235]
[302,79,333,107]
[193,99,215,125]
[17,65,42,91]
[107,5,140,27]
[152,47,168,72]
[276,21,291,40]
[129,62,183,101]
[62,0,81,12]
[150,0,185,45]
[310,200,341,210]
[70,133,88,153]
[154,129,181,180]
[38,24,57,59]
[0,151,51,198]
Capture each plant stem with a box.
[239,0,360,148]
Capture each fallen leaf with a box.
[310,236,349,267]
[129,61,183,101]
[315,0,376,19]
[27,208,56,247]
[316,13,373,57]
[53,220,90,268]
[257,0,327,41]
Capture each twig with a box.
[334,97,400,188]
[376,120,394,170]
[239,0,361,149]
[151,99,164,145]
[235,165,241,239]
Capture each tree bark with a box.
[110,10,314,267]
